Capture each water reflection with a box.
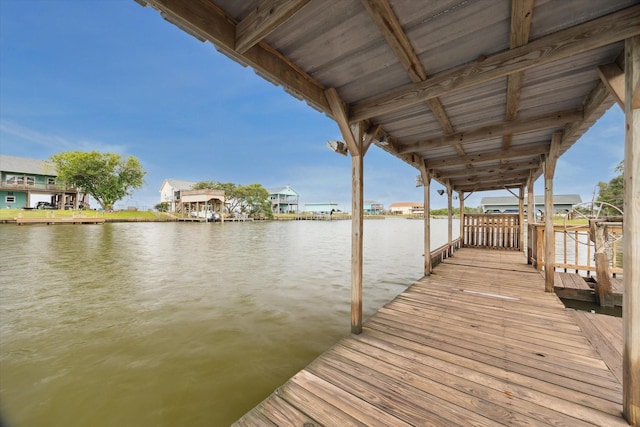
[0,219,454,426]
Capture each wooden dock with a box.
[555,272,623,307]
[15,217,105,225]
[234,248,626,426]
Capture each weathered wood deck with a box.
[234,248,626,426]
[15,217,105,225]
[554,272,624,307]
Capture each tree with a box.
[596,161,624,213]
[155,202,170,212]
[49,151,146,211]
[238,183,273,218]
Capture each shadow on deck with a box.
[234,248,626,426]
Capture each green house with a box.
[269,185,299,214]
[0,155,88,209]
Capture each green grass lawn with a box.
[0,208,169,221]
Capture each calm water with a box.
[0,218,456,426]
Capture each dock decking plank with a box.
[332,339,599,427]
[355,330,625,423]
[570,310,624,385]
[232,248,626,426]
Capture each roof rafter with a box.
[434,159,539,179]
[235,0,311,54]
[349,5,640,122]
[503,0,534,151]
[360,0,466,156]
[399,108,582,154]
[450,170,532,185]
[426,144,549,168]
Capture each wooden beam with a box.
[597,62,625,109]
[360,0,459,153]
[543,132,561,293]
[503,0,534,150]
[450,172,532,188]
[435,159,539,179]
[235,0,311,54]
[142,0,330,113]
[455,183,522,192]
[426,144,549,168]
[398,109,582,153]
[561,80,612,152]
[325,88,359,155]
[350,5,640,122]
[360,0,425,82]
[361,124,380,156]
[454,179,529,193]
[623,34,640,426]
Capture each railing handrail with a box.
[463,213,521,250]
[430,238,462,268]
[527,222,623,276]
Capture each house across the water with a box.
[364,200,384,215]
[269,185,299,214]
[481,194,582,214]
[304,203,339,214]
[389,202,424,216]
[0,154,89,209]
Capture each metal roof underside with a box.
[137,0,640,193]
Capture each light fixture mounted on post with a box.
[326,140,348,156]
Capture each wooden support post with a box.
[421,165,432,275]
[518,185,525,252]
[527,170,535,263]
[623,35,640,426]
[446,181,453,255]
[544,133,561,292]
[325,88,366,335]
[459,191,464,247]
[350,141,364,334]
[592,222,613,306]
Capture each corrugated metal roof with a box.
[159,178,196,192]
[268,185,299,196]
[138,0,639,193]
[0,155,55,176]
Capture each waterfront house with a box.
[159,178,196,212]
[0,154,88,209]
[269,185,299,214]
[481,194,582,215]
[304,203,338,214]
[363,200,383,215]
[389,202,423,216]
[138,1,639,423]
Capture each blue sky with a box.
[0,0,626,211]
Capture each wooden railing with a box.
[430,238,462,268]
[462,214,520,250]
[528,223,623,276]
